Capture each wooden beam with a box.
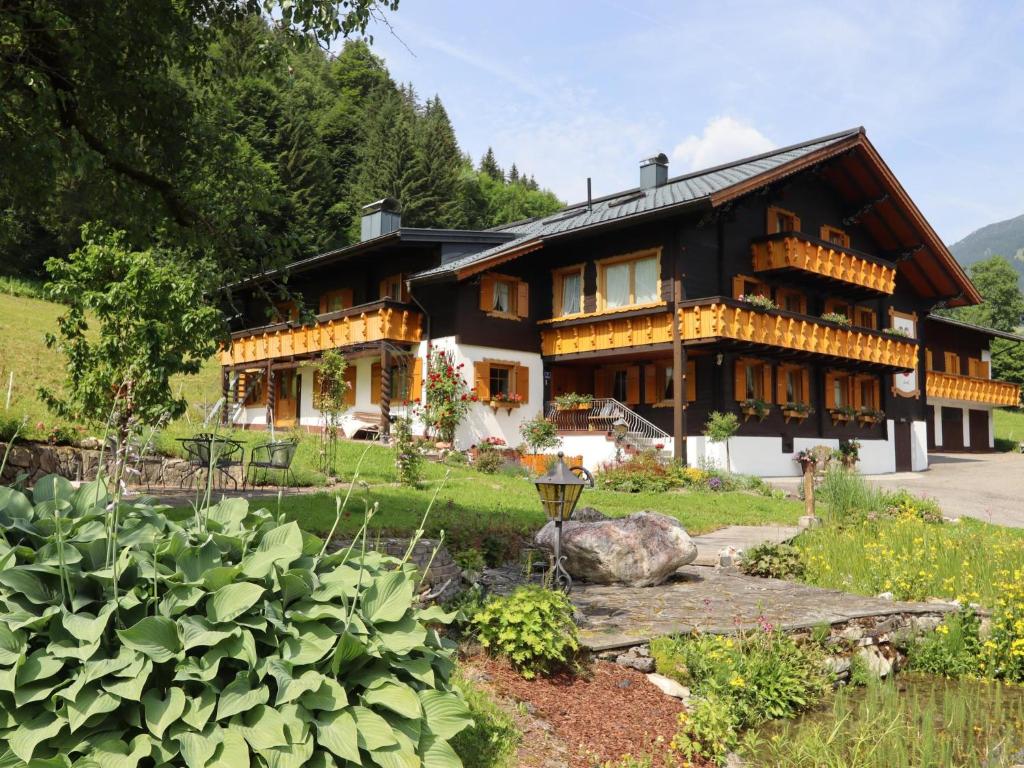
[672,252,686,464]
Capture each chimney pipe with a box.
[640,153,669,190]
[360,198,402,241]
[587,177,592,211]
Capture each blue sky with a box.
[366,1,1024,244]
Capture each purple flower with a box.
[708,477,722,491]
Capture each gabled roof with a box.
[925,314,1024,344]
[409,127,981,307]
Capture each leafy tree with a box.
[313,350,351,477]
[479,147,504,182]
[704,411,740,473]
[40,226,221,483]
[943,256,1024,332]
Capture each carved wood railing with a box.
[751,235,896,294]
[926,371,1020,406]
[220,301,422,366]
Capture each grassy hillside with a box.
[0,291,222,440]
[950,212,1024,288]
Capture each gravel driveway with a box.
[769,452,1024,528]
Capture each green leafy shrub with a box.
[518,413,561,455]
[0,475,471,767]
[393,415,424,487]
[672,692,739,764]
[908,608,981,677]
[442,450,469,466]
[474,448,504,474]
[740,542,806,580]
[454,548,487,573]
[880,488,944,524]
[44,423,80,446]
[820,311,851,326]
[597,450,674,493]
[0,415,24,443]
[472,586,579,679]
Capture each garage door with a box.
[941,406,964,451]
[969,409,990,451]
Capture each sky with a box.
[363,0,1024,245]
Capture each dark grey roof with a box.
[411,127,863,281]
[925,314,1024,343]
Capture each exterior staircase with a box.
[544,398,672,456]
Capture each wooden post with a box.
[672,258,687,465]
[266,364,275,431]
[220,369,230,426]
[802,460,815,518]
[379,345,392,439]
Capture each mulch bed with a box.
[468,656,701,767]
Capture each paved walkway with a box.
[573,566,952,650]
[768,451,1024,528]
[690,525,802,565]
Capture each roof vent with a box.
[360,198,401,241]
[639,153,669,190]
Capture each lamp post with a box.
[612,417,628,463]
[534,452,588,593]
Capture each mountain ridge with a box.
[949,212,1024,287]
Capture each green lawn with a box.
[994,407,1024,450]
[233,440,805,559]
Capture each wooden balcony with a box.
[926,371,1021,406]
[751,235,896,295]
[220,301,422,367]
[540,299,918,371]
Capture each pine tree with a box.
[508,163,520,185]
[415,96,464,228]
[479,147,503,182]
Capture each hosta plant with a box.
[0,475,471,767]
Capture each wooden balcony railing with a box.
[751,235,896,294]
[926,371,1021,406]
[220,301,422,366]
[540,299,918,370]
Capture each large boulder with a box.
[534,511,698,587]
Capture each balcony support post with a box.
[265,362,275,432]
[220,369,230,426]
[379,344,392,440]
[672,258,687,465]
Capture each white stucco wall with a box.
[927,397,997,450]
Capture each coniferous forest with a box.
[0,14,561,283]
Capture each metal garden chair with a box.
[245,439,298,489]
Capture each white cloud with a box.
[672,117,777,172]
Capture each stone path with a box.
[572,566,953,651]
[690,524,802,566]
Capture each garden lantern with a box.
[612,417,629,462]
[534,452,588,592]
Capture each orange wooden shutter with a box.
[516,281,530,318]
[370,362,382,404]
[944,352,960,375]
[474,362,491,400]
[926,349,933,371]
[762,364,773,403]
[776,367,787,405]
[318,295,327,313]
[311,371,321,408]
[686,359,696,402]
[409,358,423,402]
[732,276,746,299]
[734,360,746,401]
[801,368,810,405]
[644,364,658,404]
[594,368,611,398]
[515,364,529,404]
[625,366,640,405]
[824,373,836,409]
[340,288,353,309]
[479,276,495,312]
[378,277,389,299]
[343,366,357,407]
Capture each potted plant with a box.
[829,404,857,425]
[518,414,562,474]
[856,406,885,425]
[739,397,771,422]
[554,392,594,411]
[782,401,814,423]
[489,391,523,414]
[882,327,911,339]
[834,438,860,468]
[739,294,777,311]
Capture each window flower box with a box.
[488,393,523,414]
[856,408,885,426]
[782,402,814,423]
[554,392,593,411]
[739,398,771,422]
[829,406,856,426]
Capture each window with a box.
[825,371,853,410]
[242,371,266,406]
[855,307,877,329]
[319,288,353,314]
[594,365,640,405]
[732,275,769,300]
[489,365,511,398]
[735,358,772,402]
[777,364,810,406]
[273,301,299,323]
[379,273,406,302]
[858,376,879,410]
[824,298,854,320]
[776,288,807,314]
[597,250,661,310]
[820,225,850,248]
[479,274,528,319]
[644,359,697,406]
[473,360,529,403]
[766,206,801,234]
[553,265,584,316]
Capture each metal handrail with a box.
[544,397,671,451]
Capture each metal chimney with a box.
[360,198,402,241]
[639,153,669,190]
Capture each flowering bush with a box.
[597,450,674,493]
[519,413,561,455]
[820,311,851,326]
[423,349,475,443]
[981,568,1024,681]
[739,293,777,311]
[393,414,423,487]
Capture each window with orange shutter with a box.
[734,358,772,402]
[766,206,801,234]
[644,360,697,406]
[479,274,528,319]
[820,225,850,248]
